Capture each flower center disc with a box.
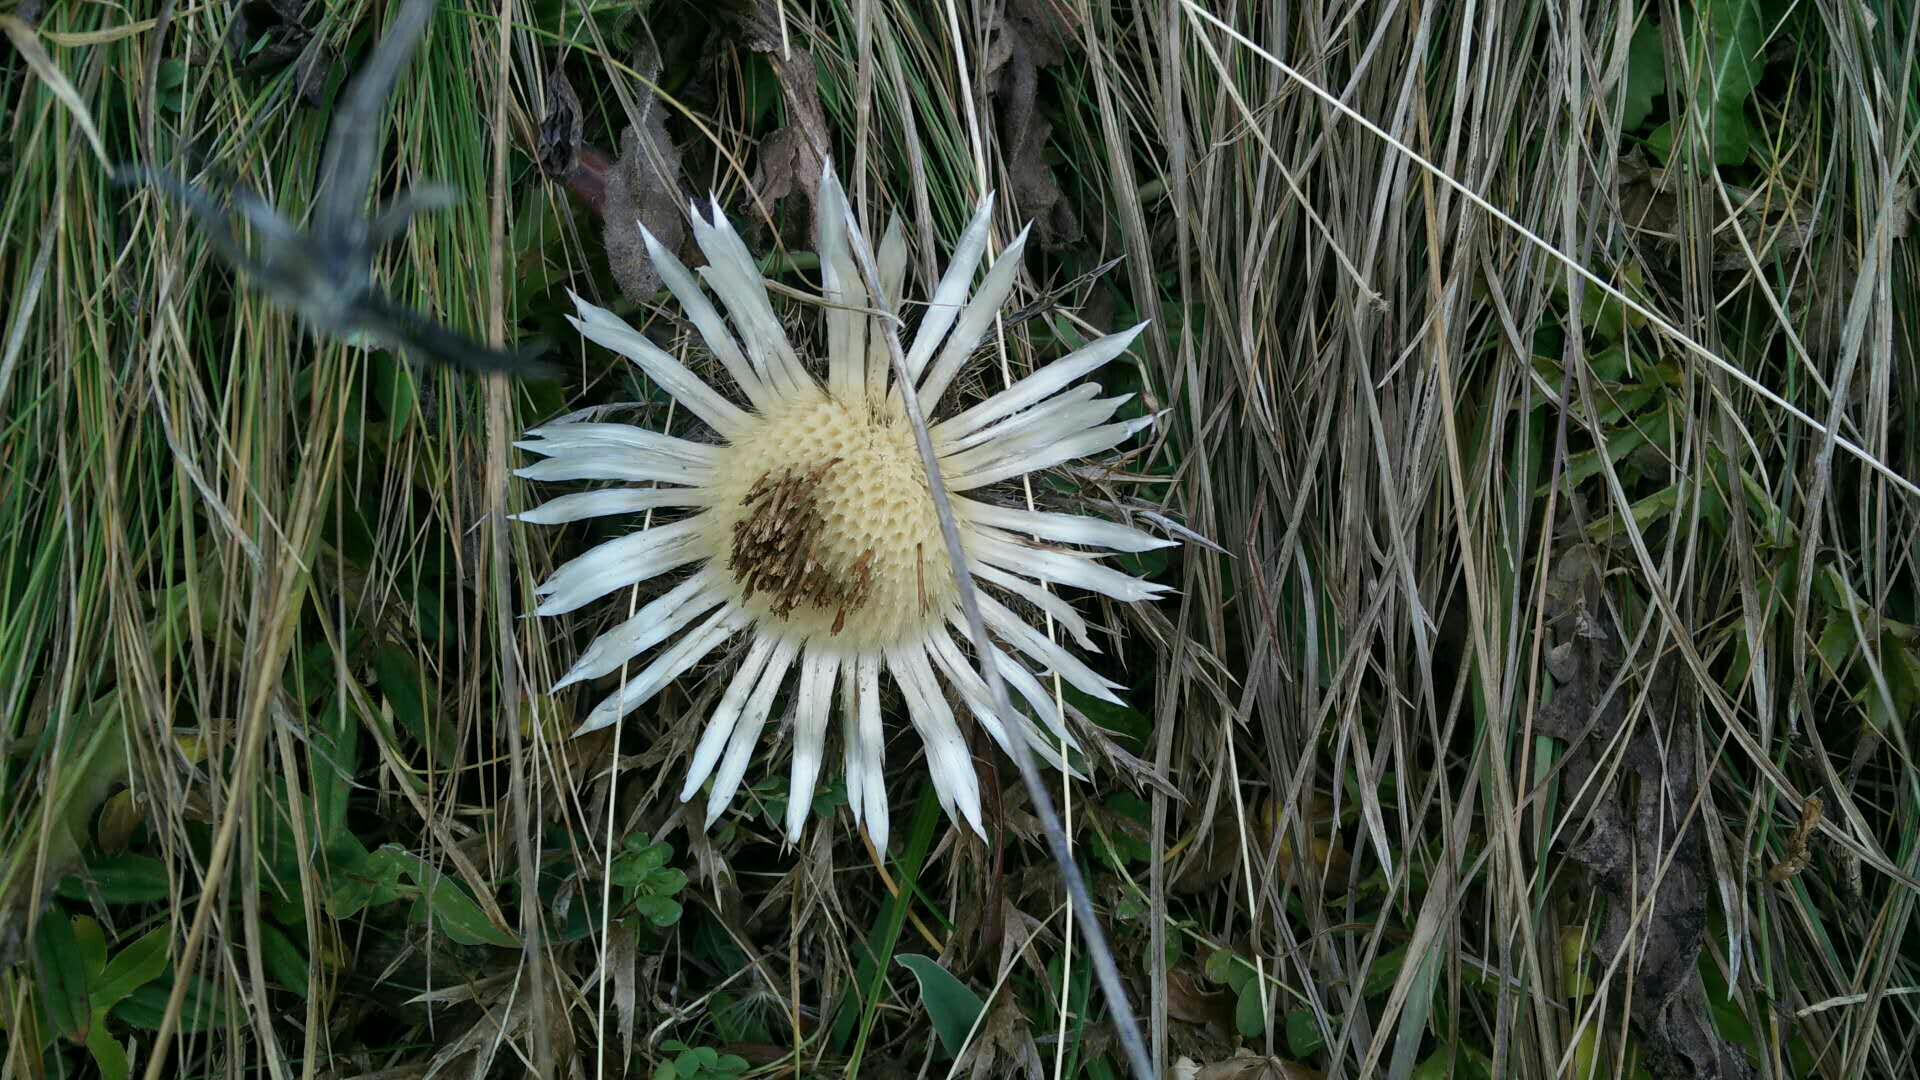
[703,391,955,649]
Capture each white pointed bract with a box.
[519,164,1170,849]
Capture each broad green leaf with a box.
[622,834,669,869]
[1204,947,1250,991]
[258,923,311,998]
[1584,482,1685,539]
[310,700,357,836]
[326,840,408,918]
[1704,0,1766,109]
[375,645,453,759]
[1361,945,1411,998]
[1540,428,1649,496]
[57,853,171,904]
[403,855,518,948]
[369,352,418,438]
[93,927,170,1012]
[1235,978,1268,1038]
[33,914,92,1043]
[1579,264,1648,343]
[1814,616,1855,680]
[1389,949,1441,1079]
[1287,1009,1326,1057]
[85,1023,131,1080]
[1652,0,1768,163]
[895,954,985,1059]
[1559,926,1596,999]
[1620,18,1666,131]
[72,915,108,979]
[631,895,682,928]
[1092,794,1152,869]
[1065,685,1149,752]
[112,977,227,1033]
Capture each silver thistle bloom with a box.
[518,165,1168,847]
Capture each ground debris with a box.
[1172,1049,1325,1080]
[601,40,690,305]
[1537,546,1756,1080]
[955,994,1045,1079]
[983,0,1080,247]
[225,0,332,106]
[733,2,830,222]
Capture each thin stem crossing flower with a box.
[518,165,1169,846]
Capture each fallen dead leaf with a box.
[734,2,830,223]
[1537,540,1757,1079]
[983,0,1080,247]
[1167,964,1238,1030]
[955,994,1044,1079]
[601,41,688,305]
[225,0,331,106]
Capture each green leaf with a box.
[327,841,409,918]
[1361,945,1411,998]
[258,923,310,998]
[631,895,683,928]
[1578,264,1648,343]
[72,915,108,979]
[57,854,172,904]
[1620,18,1666,132]
[403,854,519,948]
[1287,1009,1326,1057]
[1065,685,1150,752]
[1203,947,1238,986]
[34,915,93,1043]
[895,954,985,1059]
[154,59,188,114]
[92,927,171,1013]
[1092,794,1152,869]
[623,834,670,867]
[375,645,453,759]
[1814,616,1856,680]
[310,700,357,837]
[369,352,418,437]
[1584,481,1685,539]
[1539,427,1648,496]
[1234,979,1268,1038]
[111,978,227,1033]
[85,1023,131,1080]
[1704,0,1766,110]
[1653,0,1768,164]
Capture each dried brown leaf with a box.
[955,994,1044,1080]
[983,0,1080,247]
[1166,965,1237,1030]
[602,40,688,304]
[225,0,331,105]
[1538,545,1756,1079]
[734,4,831,224]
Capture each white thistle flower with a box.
[518,164,1170,849]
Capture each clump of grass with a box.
[3,1,1917,1077]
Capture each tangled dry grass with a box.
[3,0,1918,1077]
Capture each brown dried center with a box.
[728,459,876,635]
